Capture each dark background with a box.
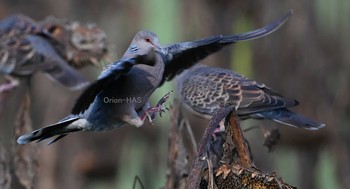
[0,0,349,189]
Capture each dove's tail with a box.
[257,109,325,130]
[17,117,82,145]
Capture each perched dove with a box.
[17,11,292,144]
[176,64,325,130]
[0,14,107,90]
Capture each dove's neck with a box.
[136,54,164,87]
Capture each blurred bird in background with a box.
[39,16,108,68]
[0,13,110,189]
[0,14,108,93]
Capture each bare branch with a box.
[187,104,235,189]
[226,110,252,168]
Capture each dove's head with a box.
[124,31,162,58]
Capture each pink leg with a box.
[140,91,173,123]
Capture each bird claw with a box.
[140,91,173,123]
[159,107,170,117]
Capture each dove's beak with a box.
[148,41,161,51]
[153,45,164,54]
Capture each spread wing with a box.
[71,53,156,115]
[162,10,293,84]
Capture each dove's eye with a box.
[145,38,151,43]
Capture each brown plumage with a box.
[0,15,40,74]
[39,16,108,67]
[176,64,325,130]
[0,14,108,90]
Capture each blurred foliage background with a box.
[0,0,349,189]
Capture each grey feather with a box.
[17,31,164,144]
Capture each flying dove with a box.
[176,64,325,130]
[17,31,164,144]
[17,11,292,144]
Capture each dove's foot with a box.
[211,120,226,141]
[0,76,19,94]
[140,91,173,123]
